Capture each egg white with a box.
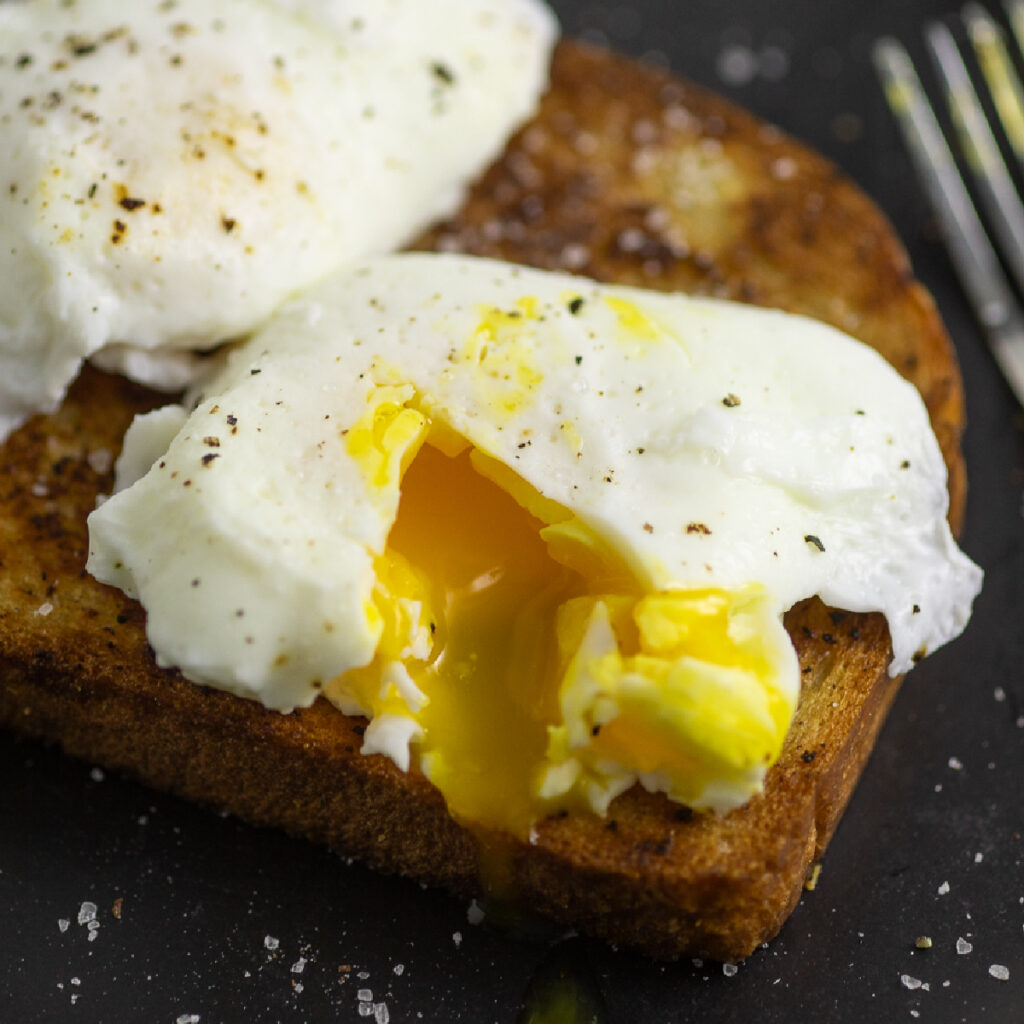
[0,0,556,439]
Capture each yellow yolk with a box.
[330,421,798,836]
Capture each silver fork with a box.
[874,3,1024,405]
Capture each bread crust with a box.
[0,42,966,960]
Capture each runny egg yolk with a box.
[329,402,797,836]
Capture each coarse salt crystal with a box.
[90,767,105,782]
[58,919,69,933]
[948,756,963,770]
[357,989,373,1002]
[974,852,984,863]
[263,935,279,951]
[722,963,738,977]
[994,687,1006,701]
[937,881,950,895]
[34,602,53,617]
[358,1006,373,1019]
[989,964,1010,981]
[290,957,306,974]
[87,449,113,474]
[293,982,303,994]
[467,899,485,926]
[175,1016,201,1024]
[70,977,80,987]
[452,931,462,948]
[956,937,973,955]
[374,1004,390,1024]
[77,902,97,925]
[393,964,405,976]
[900,974,922,990]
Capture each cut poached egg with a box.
[87,254,983,832]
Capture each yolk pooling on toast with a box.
[324,391,797,835]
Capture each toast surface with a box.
[0,42,966,960]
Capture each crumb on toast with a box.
[0,42,966,960]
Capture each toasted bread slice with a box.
[0,42,966,960]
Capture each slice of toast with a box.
[0,42,967,961]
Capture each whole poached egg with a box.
[0,0,555,439]
[87,254,983,834]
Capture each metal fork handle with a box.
[874,36,1024,405]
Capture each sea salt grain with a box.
[722,963,738,977]
[956,937,973,955]
[357,989,373,1002]
[175,1016,201,1024]
[452,931,463,948]
[948,757,963,770]
[900,974,923,990]
[89,767,105,782]
[937,881,950,896]
[263,935,279,952]
[58,919,69,933]
[989,964,1010,981]
[290,957,307,974]
[374,1005,390,1024]
[994,687,1006,702]
[393,964,405,976]
[77,902,97,925]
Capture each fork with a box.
[874,3,1024,405]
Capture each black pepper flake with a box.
[850,626,861,640]
[912,604,920,614]
[431,61,455,85]
[822,632,836,644]
[201,453,219,466]
[352,725,366,736]
[72,42,97,57]
[221,215,237,233]
[15,53,33,69]
[801,750,816,763]
[590,724,601,737]
[673,807,694,823]
[191,578,201,587]
[87,182,98,199]
[605,819,619,831]
[568,296,584,315]
[643,522,654,533]
[722,393,741,407]
[226,414,237,426]
[804,534,825,552]
[900,460,911,470]
[574,355,583,365]
[686,522,711,535]
[250,368,261,375]
[118,196,145,211]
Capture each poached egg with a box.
[0,0,556,439]
[87,254,983,833]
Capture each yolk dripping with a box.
[330,426,798,836]
[382,442,602,833]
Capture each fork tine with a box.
[873,37,1024,404]
[1003,0,1024,62]
[963,3,1024,165]
[925,20,1024,295]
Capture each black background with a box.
[2,1,1022,1021]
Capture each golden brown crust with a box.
[0,42,967,960]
